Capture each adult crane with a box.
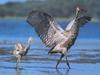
[27,7,91,69]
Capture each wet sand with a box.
[0,48,100,75]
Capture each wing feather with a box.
[66,16,91,31]
[27,11,65,48]
[76,16,91,26]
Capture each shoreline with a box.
[0,16,99,23]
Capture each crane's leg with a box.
[66,56,71,69]
[56,54,64,69]
[16,55,21,68]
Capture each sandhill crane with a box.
[27,7,91,69]
[13,37,33,68]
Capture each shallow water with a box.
[0,19,100,75]
[0,47,100,75]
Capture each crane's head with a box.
[76,7,87,19]
[76,7,80,12]
[28,37,33,44]
[76,7,80,17]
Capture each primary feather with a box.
[27,11,66,48]
[27,11,91,49]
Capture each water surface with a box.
[0,19,100,75]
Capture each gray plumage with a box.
[27,7,91,69]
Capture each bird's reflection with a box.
[16,66,22,75]
[56,68,70,75]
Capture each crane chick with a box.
[13,37,33,68]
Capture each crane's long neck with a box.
[65,10,80,41]
[65,9,80,32]
[26,42,31,50]
[75,9,79,20]
[24,40,31,55]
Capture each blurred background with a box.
[0,0,99,22]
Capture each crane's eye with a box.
[17,50,19,51]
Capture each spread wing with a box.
[15,43,25,51]
[76,16,91,26]
[66,16,91,31]
[27,11,66,48]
